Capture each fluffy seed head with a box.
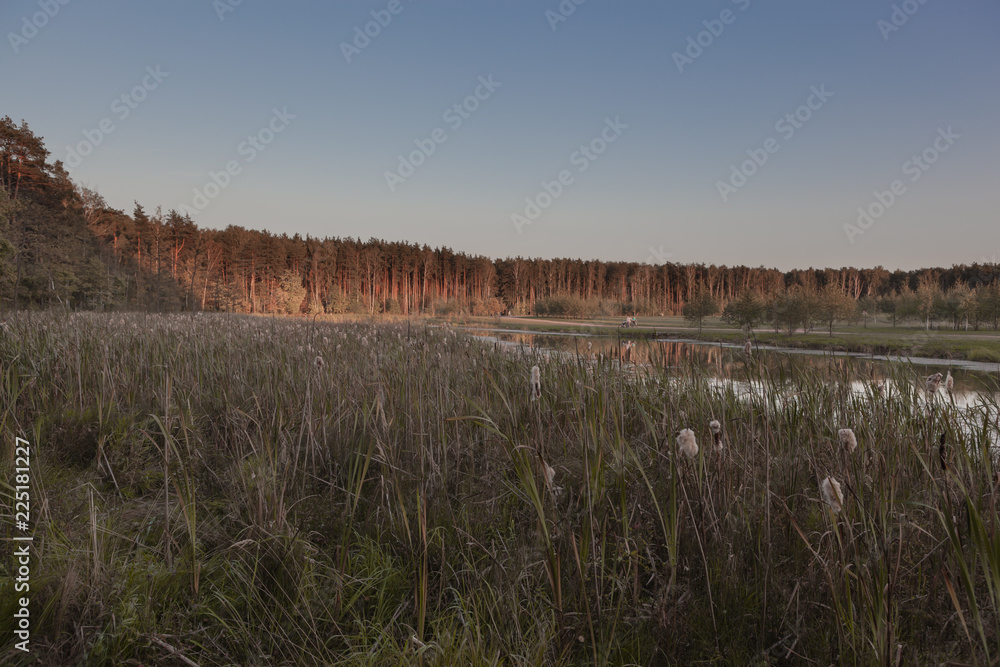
[314,355,325,369]
[529,365,541,401]
[677,428,698,458]
[709,420,724,452]
[821,476,843,513]
[926,373,943,395]
[945,371,954,392]
[838,428,857,454]
[545,462,563,496]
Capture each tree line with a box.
[2,115,998,328]
[684,280,1000,335]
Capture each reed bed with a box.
[1,312,999,665]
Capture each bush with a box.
[472,297,504,317]
[325,289,349,314]
[722,291,765,334]
[682,289,719,332]
[434,300,464,317]
[617,301,636,316]
[347,300,370,315]
[534,295,596,318]
[277,270,307,315]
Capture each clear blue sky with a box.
[3,0,998,270]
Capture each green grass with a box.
[0,312,998,664]
[967,347,1000,363]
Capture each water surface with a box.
[461,326,1000,406]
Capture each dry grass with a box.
[0,312,998,665]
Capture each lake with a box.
[460,325,1000,408]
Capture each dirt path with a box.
[498,316,622,329]
[495,317,750,335]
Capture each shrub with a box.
[434,300,464,317]
[472,297,505,317]
[325,289,349,314]
[534,295,596,318]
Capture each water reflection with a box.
[463,328,1000,404]
[463,326,1000,452]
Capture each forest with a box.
[2,115,999,328]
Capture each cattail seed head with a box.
[529,365,541,401]
[945,371,954,392]
[838,428,857,454]
[926,373,943,395]
[821,476,843,513]
[709,420,723,452]
[677,428,698,458]
[314,355,325,369]
[545,462,563,495]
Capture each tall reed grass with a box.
[0,312,998,664]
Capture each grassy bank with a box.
[1,313,999,664]
[685,329,1000,363]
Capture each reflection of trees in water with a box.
[482,330,998,397]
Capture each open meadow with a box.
[2,312,1000,665]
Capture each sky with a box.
[2,0,998,271]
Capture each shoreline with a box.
[446,315,1000,365]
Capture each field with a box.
[2,312,1000,665]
